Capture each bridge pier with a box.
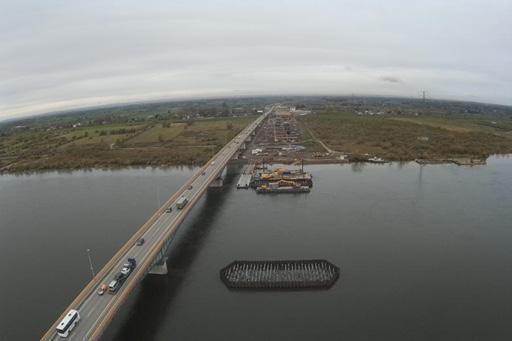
[149,257,168,275]
[209,166,227,188]
[209,177,224,187]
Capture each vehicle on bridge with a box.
[108,279,121,294]
[108,272,126,294]
[120,267,131,276]
[97,284,108,296]
[56,309,80,338]
[136,237,145,245]
[176,196,188,209]
[121,258,136,276]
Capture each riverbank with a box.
[3,105,512,174]
[299,111,512,161]
[0,116,256,174]
[0,156,498,176]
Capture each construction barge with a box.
[236,164,314,193]
[220,259,339,289]
[256,182,310,193]
[251,167,313,189]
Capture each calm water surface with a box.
[1,158,512,340]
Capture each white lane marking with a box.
[70,217,173,339]
[79,213,178,339]
[80,216,177,338]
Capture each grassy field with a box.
[300,111,512,160]
[390,116,512,135]
[3,95,511,168]
[126,124,185,145]
[0,116,257,172]
[60,123,146,146]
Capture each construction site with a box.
[245,105,349,164]
[234,105,336,194]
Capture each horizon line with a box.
[1,93,511,124]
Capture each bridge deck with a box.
[42,108,272,341]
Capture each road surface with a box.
[43,108,271,340]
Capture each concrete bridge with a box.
[42,108,272,340]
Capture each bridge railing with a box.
[41,163,210,340]
[90,151,230,339]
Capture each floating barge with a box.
[236,174,252,189]
[236,163,256,189]
[251,167,313,188]
[415,158,487,166]
[366,156,389,164]
[220,259,339,289]
[256,185,310,193]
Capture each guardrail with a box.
[41,163,208,340]
[90,151,228,339]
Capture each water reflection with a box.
[107,172,239,341]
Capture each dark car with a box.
[115,272,127,281]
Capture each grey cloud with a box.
[1,0,511,120]
[379,76,402,83]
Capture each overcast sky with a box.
[1,0,511,120]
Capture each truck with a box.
[108,276,122,294]
[176,196,188,209]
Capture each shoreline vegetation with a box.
[298,110,512,164]
[1,97,512,174]
[0,116,257,174]
[2,155,508,176]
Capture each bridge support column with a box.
[149,257,168,275]
[209,166,226,188]
[209,177,223,187]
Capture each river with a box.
[1,157,512,340]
